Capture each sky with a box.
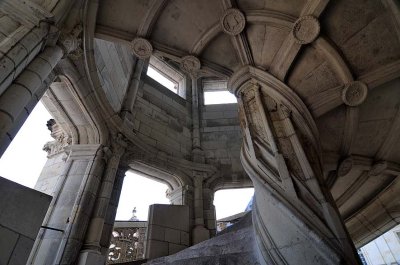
[0,101,254,222]
[204,91,237,105]
[0,102,53,188]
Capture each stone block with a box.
[148,204,189,232]
[168,243,186,255]
[146,240,169,260]
[147,224,165,241]
[0,56,14,83]
[164,228,180,244]
[7,235,33,265]
[0,226,18,264]
[8,43,28,69]
[180,231,189,246]
[0,177,52,240]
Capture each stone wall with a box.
[200,103,247,188]
[145,204,190,260]
[94,38,135,112]
[132,76,192,159]
[0,177,51,265]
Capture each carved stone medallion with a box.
[180,55,201,75]
[130,37,153,59]
[220,8,246,36]
[292,16,320,44]
[337,156,353,177]
[341,81,368,107]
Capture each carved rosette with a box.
[292,16,320,44]
[220,8,246,36]
[180,55,201,75]
[341,81,368,106]
[337,156,353,177]
[130,37,153,59]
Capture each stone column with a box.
[0,3,52,95]
[192,171,210,244]
[29,144,106,265]
[99,166,127,255]
[231,77,361,264]
[77,135,127,264]
[0,45,63,156]
[203,188,216,237]
[191,78,204,163]
[121,58,145,120]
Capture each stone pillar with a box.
[29,144,106,265]
[230,75,361,264]
[0,45,63,156]
[166,185,193,206]
[77,135,127,264]
[121,58,145,120]
[192,171,210,244]
[0,0,53,96]
[203,188,216,237]
[191,78,204,163]
[99,166,127,255]
[166,184,195,242]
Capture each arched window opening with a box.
[146,56,186,98]
[213,188,254,232]
[115,171,170,221]
[108,171,170,263]
[202,79,237,105]
[0,101,53,188]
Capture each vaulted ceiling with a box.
[87,0,400,246]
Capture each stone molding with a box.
[220,8,246,36]
[228,65,320,152]
[341,81,368,107]
[369,161,388,176]
[292,15,320,44]
[0,0,54,27]
[130,37,153,59]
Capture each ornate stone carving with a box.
[130,37,153,59]
[107,225,146,264]
[292,16,320,44]
[341,81,368,106]
[43,119,71,157]
[369,161,387,176]
[58,24,83,59]
[180,55,201,75]
[337,156,353,177]
[220,8,246,36]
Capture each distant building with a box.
[359,225,400,265]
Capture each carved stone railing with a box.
[106,221,147,264]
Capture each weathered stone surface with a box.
[0,177,51,265]
[1,0,400,264]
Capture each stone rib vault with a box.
[0,0,399,264]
